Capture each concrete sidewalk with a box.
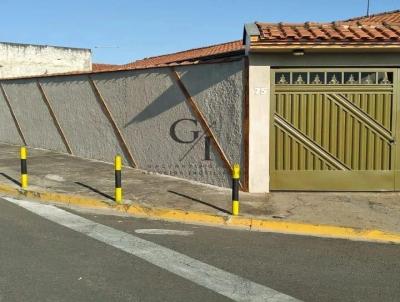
[0,143,400,236]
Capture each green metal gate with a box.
[270,68,399,191]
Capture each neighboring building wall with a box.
[0,60,245,188]
[247,51,400,193]
[0,43,92,79]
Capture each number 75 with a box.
[254,87,268,95]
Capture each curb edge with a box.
[0,183,399,244]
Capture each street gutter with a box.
[0,182,399,245]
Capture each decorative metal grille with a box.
[275,71,393,85]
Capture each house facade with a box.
[1,10,400,193]
[244,10,400,192]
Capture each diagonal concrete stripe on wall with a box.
[5,197,301,302]
[88,76,138,168]
[37,80,73,154]
[169,68,242,188]
[0,83,27,145]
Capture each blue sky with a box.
[0,0,398,64]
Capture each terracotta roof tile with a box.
[255,22,400,44]
[122,40,244,69]
[296,27,313,39]
[92,63,121,71]
[389,24,400,35]
[377,26,399,39]
[281,25,299,39]
[348,26,371,39]
[308,26,329,39]
[94,9,400,71]
[343,10,400,23]
[322,25,343,40]
[339,26,358,40]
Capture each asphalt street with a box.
[0,196,399,302]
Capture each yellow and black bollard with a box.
[20,146,28,189]
[232,164,240,216]
[114,155,122,204]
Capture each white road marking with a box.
[45,174,65,182]
[135,229,194,236]
[5,197,302,302]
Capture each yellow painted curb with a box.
[0,182,399,244]
[126,205,228,225]
[250,219,400,244]
[0,183,110,209]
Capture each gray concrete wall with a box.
[176,62,244,186]
[0,89,23,145]
[40,76,127,164]
[0,42,92,79]
[0,60,245,188]
[2,80,68,152]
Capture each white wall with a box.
[248,57,270,193]
[0,43,91,79]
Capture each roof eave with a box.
[249,42,400,53]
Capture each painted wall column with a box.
[248,58,270,193]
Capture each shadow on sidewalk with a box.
[0,173,20,186]
[74,182,114,201]
[168,190,230,215]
